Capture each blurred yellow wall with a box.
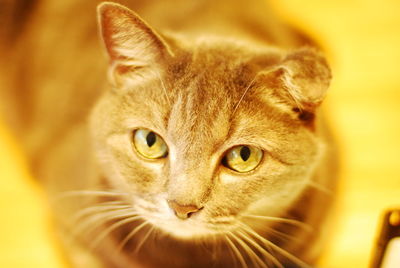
[1,0,400,267]
[0,125,67,268]
[270,0,400,267]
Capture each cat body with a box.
[0,0,337,267]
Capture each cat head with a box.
[89,2,331,239]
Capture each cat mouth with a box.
[141,212,238,239]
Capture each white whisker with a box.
[54,190,127,202]
[241,225,311,268]
[306,180,334,195]
[225,233,248,268]
[70,202,131,224]
[236,229,283,268]
[264,226,302,244]
[90,215,142,249]
[134,225,155,254]
[117,221,149,252]
[241,214,313,232]
[71,208,138,239]
[223,234,239,268]
[229,231,266,268]
[232,76,257,116]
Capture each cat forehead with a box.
[117,43,287,120]
[166,39,283,79]
[161,40,283,104]
[160,47,295,146]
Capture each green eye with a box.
[133,129,168,159]
[223,145,263,173]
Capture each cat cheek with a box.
[219,173,238,184]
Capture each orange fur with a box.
[0,1,336,267]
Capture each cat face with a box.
[89,3,331,239]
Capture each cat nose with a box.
[167,200,203,220]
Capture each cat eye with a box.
[133,129,168,159]
[222,145,263,173]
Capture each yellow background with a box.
[1,0,400,267]
[271,0,400,267]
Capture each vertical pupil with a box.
[146,132,157,147]
[240,146,251,161]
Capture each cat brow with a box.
[232,76,257,116]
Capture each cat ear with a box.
[263,48,332,110]
[97,2,172,86]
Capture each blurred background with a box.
[0,0,400,267]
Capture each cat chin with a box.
[151,219,234,240]
[159,223,219,240]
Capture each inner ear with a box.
[97,2,173,86]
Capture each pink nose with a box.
[167,200,203,220]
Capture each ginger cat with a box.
[0,1,337,267]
